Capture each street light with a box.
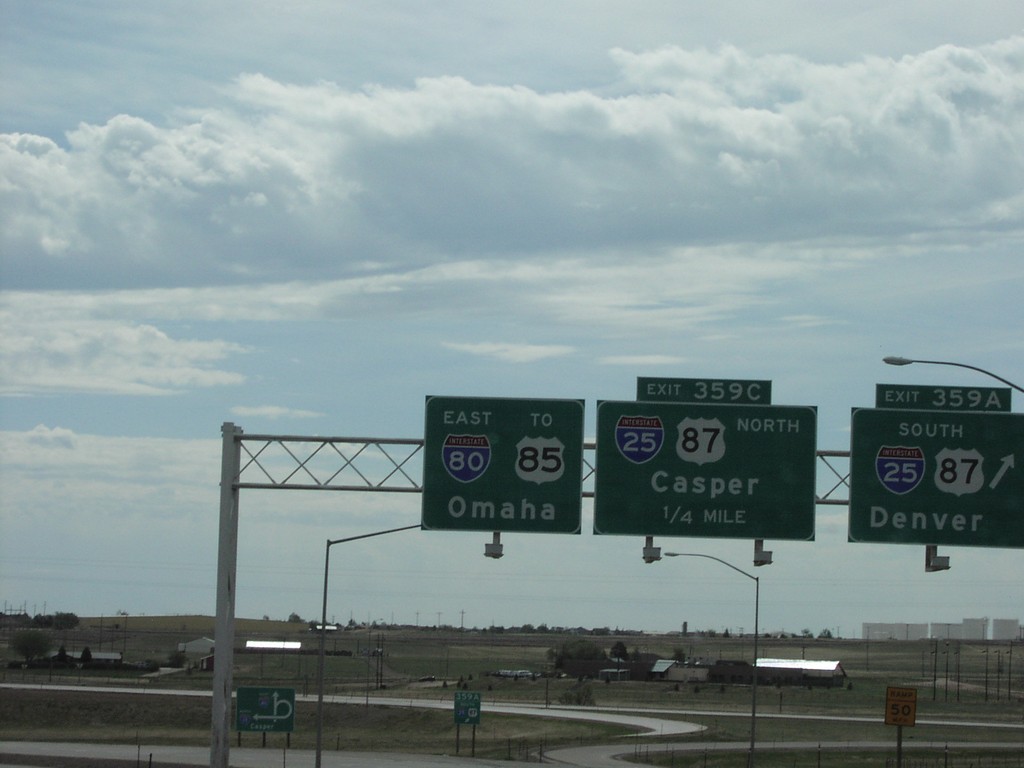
[883,357,1024,393]
[664,551,759,768]
[315,524,419,768]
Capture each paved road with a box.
[3,683,1022,767]
[544,740,1024,767]
[333,694,705,736]
[0,741,522,767]
[1,683,701,767]
[0,683,706,738]
[5,738,1024,768]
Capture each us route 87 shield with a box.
[934,447,985,496]
[442,434,491,483]
[675,416,726,465]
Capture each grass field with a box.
[2,615,1022,766]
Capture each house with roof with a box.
[756,658,847,688]
[703,658,846,688]
[177,637,215,655]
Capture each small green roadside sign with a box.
[422,396,584,534]
[594,401,817,539]
[454,691,481,725]
[236,687,295,733]
[849,408,1024,547]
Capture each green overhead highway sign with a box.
[236,687,294,733]
[594,401,817,540]
[849,408,1024,548]
[422,396,584,533]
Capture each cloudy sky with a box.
[2,2,1022,638]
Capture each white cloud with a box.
[600,355,687,366]
[2,12,1024,632]
[3,37,1023,291]
[0,297,247,395]
[442,341,574,363]
[231,405,324,419]
[2,236,1019,399]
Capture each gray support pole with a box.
[749,576,759,768]
[315,540,331,768]
[211,423,242,768]
[315,524,418,768]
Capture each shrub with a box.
[12,629,52,662]
[168,650,188,668]
[559,683,595,707]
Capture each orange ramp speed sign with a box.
[885,686,917,726]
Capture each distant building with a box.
[932,623,964,640]
[863,618,1020,641]
[757,659,847,688]
[649,659,709,683]
[244,640,301,652]
[704,659,846,688]
[961,618,989,641]
[992,619,1021,641]
[863,623,928,641]
[665,663,709,683]
[177,637,215,655]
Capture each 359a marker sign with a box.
[422,396,584,534]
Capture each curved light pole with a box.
[665,551,759,768]
[315,524,419,768]
[883,357,1024,394]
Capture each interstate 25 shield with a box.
[875,445,925,495]
[614,415,664,464]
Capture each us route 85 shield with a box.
[515,436,566,484]
[442,434,491,483]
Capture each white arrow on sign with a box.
[253,691,293,722]
[989,454,1015,489]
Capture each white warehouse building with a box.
[993,619,1021,641]
[862,618,1020,641]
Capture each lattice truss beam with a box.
[235,434,851,505]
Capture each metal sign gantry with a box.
[226,427,850,502]
[212,422,850,768]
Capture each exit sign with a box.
[876,384,1010,412]
[454,691,481,725]
[637,377,771,404]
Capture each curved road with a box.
[3,683,1022,767]
[544,740,1024,767]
